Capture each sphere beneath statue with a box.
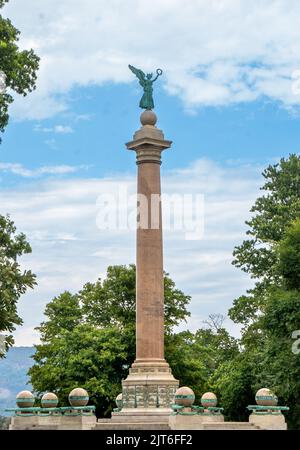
[201,392,218,408]
[255,388,278,406]
[140,110,157,127]
[16,391,35,408]
[41,392,59,408]
[68,388,89,407]
[175,386,195,407]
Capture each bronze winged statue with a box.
[129,65,163,110]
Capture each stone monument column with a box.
[120,110,178,415]
[135,112,166,364]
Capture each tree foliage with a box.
[229,154,300,331]
[0,0,39,140]
[0,215,36,355]
[208,354,257,422]
[29,265,192,416]
[277,219,300,290]
[166,326,239,403]
[257,222,300,429]
[30,324,129,417]
[29,265,237,417]
[212,155,300,428]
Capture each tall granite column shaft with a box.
[136,138,164,362]
[121,111,178,413]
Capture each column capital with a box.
[126,137,172,164]
[126,113,172,164]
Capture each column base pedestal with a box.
[121,359,179,412]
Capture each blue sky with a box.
[2,84,299,182]
[1,0,300,345]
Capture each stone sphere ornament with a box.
[201,392,218,408]
[116,393,123,410]
[140,110,157,127]
[255,388,278,406]
[68,388,89,407]
[174,387,195,407]
[41,392,59,408]
[16,391,35,408]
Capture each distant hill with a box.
[0,347,34,416]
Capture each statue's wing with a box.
[129,65,146,84]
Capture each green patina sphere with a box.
[255,388,278,407]
[116,393,123,410]
[16,391,35,408]
[69,388,89,407]
[201,392,218,408]
[41,392,59,408]
[175,387,195,407]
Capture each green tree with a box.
[277,219,300,290]
[29,265,238,417]
[255,221,300,429]
[229,155,300,337]
[0,215,36,356]
[166,324,239,404]
[0,0,39,140]
[219,157,300,428]
[29,324,128,418]
[208,354,256,422]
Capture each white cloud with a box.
[0,158,264,346]
[54,125,73,134]
[4,0,300,119]
[0,388,12,400]
[44,138,57,150]
[12,327,41,348]
[0,162,89,178]
[34,124,74,134]
[75,114,93,122]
